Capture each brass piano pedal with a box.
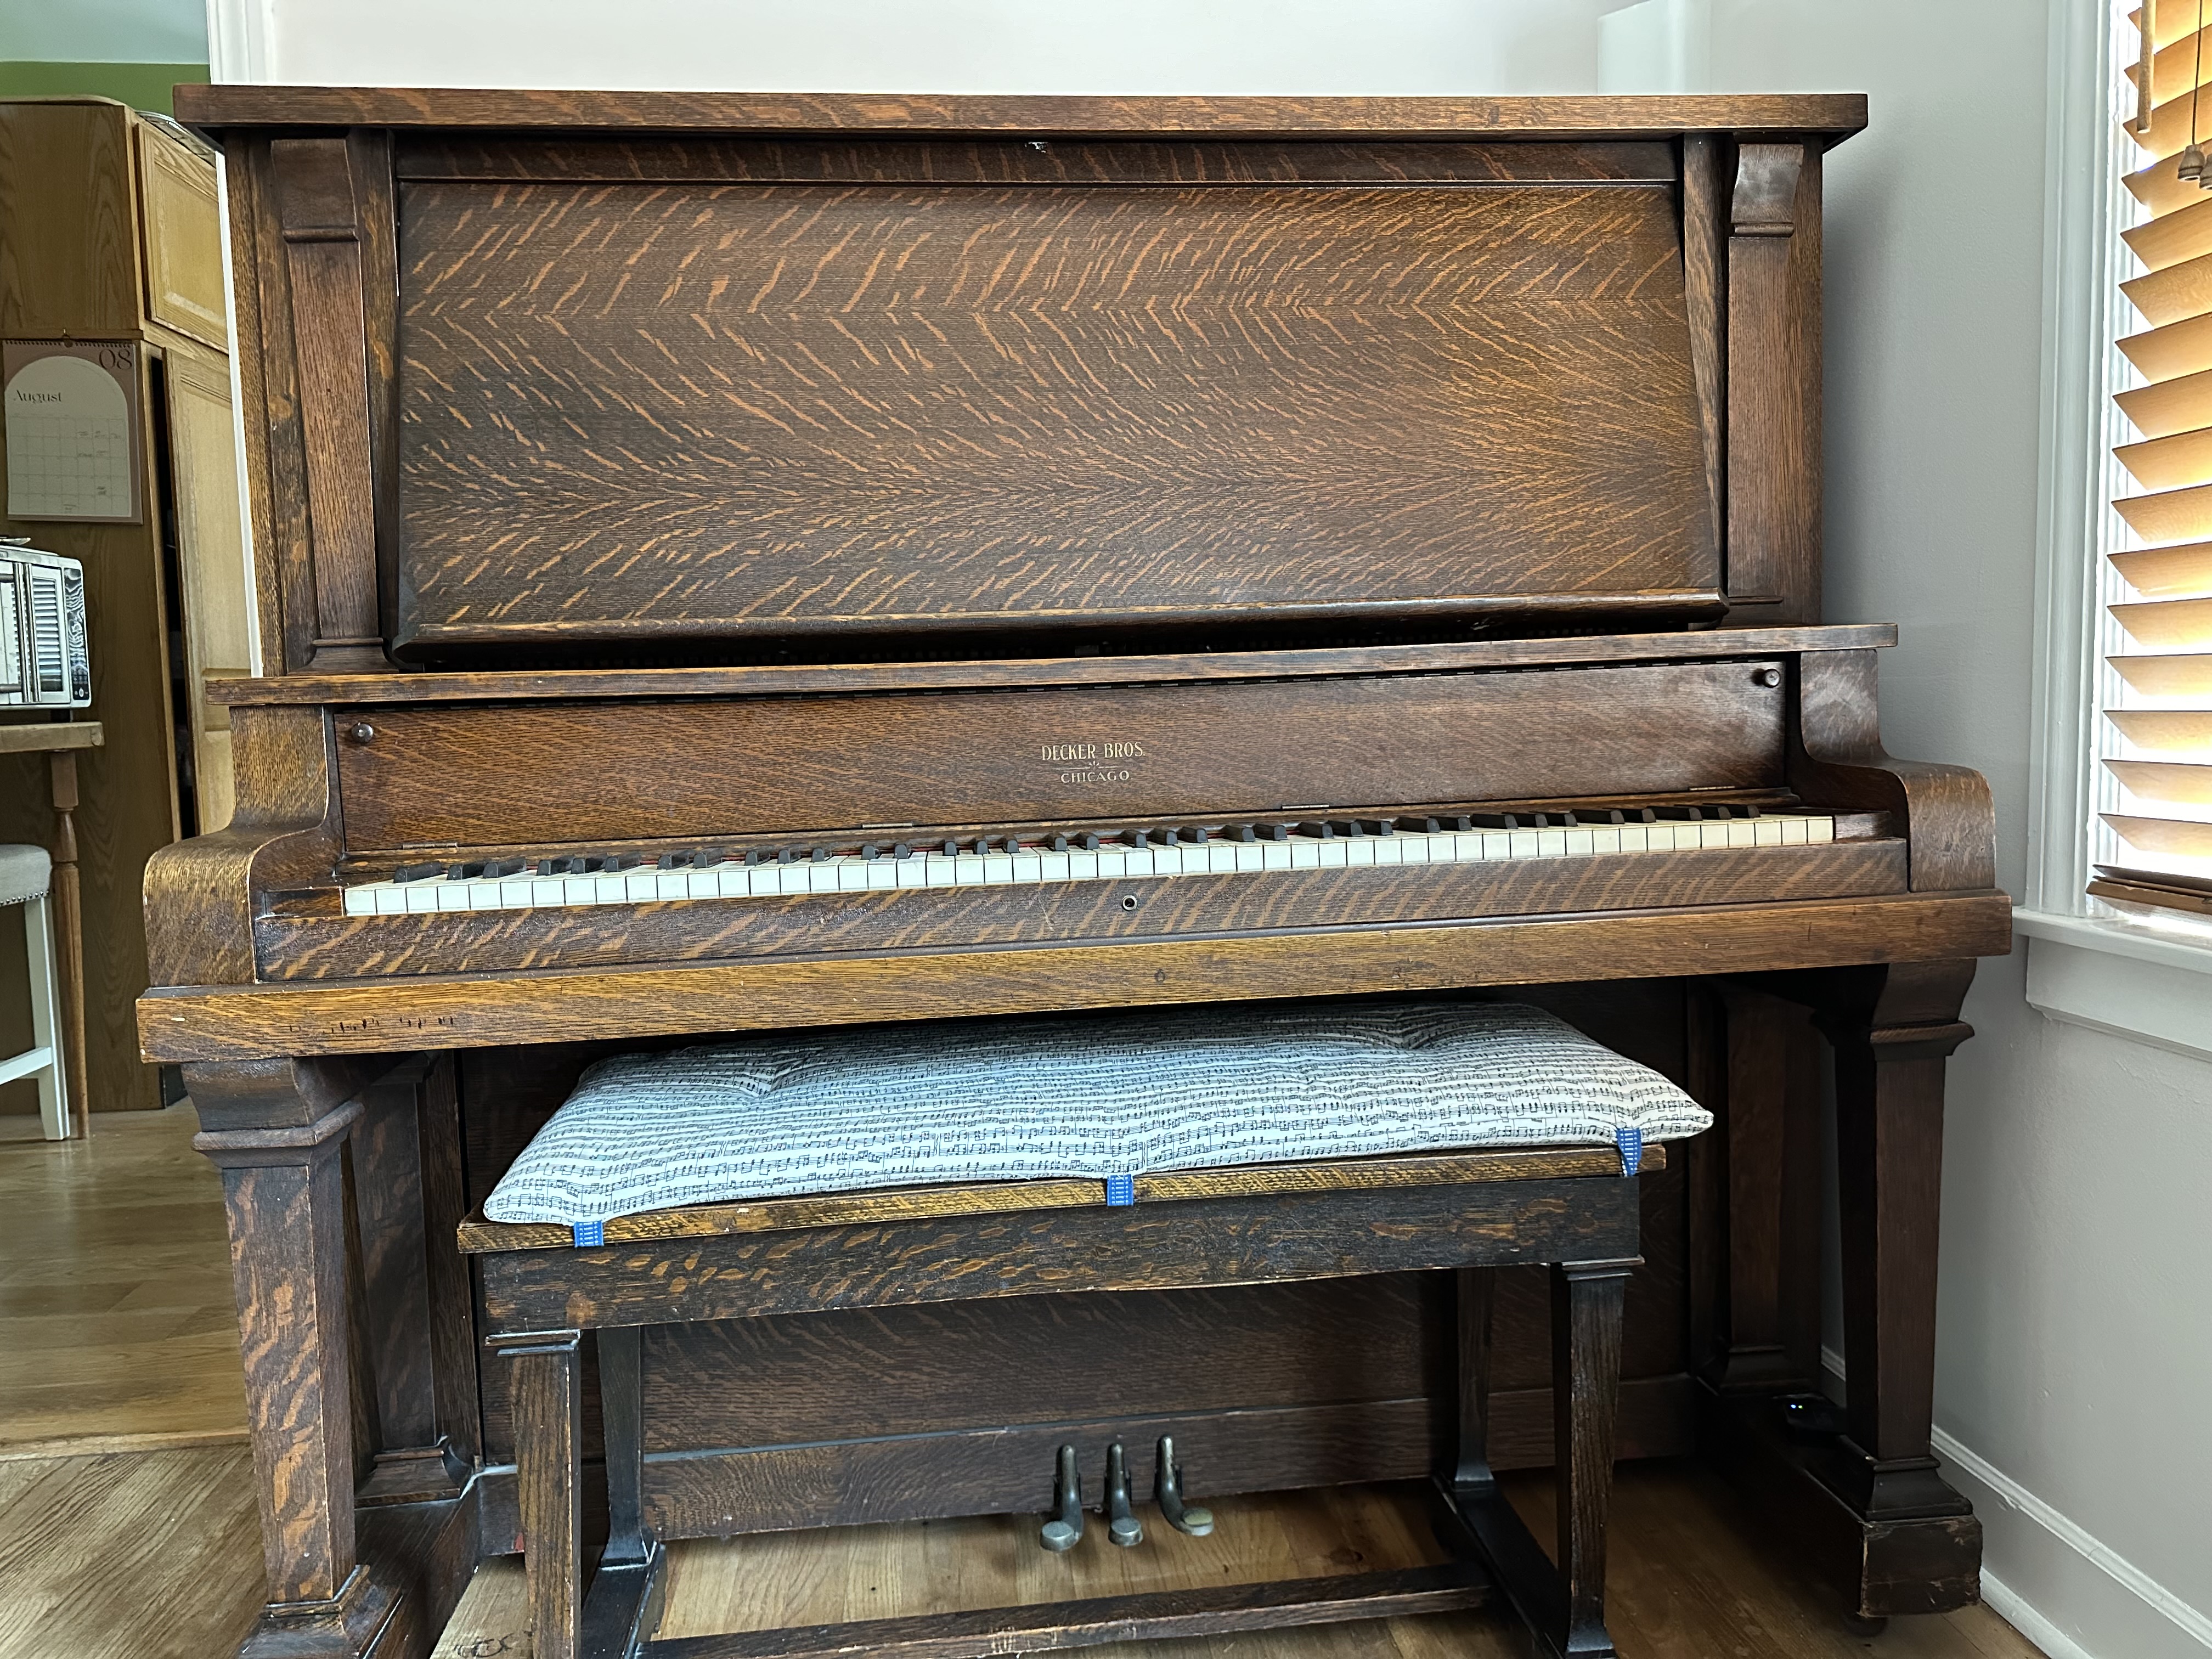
[1103,1441,1144,1547]
[1040,1444,1085,1553]
[1155,1436,1214,1537]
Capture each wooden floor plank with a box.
[0,1446,263,1659]
[0,1105,247,1448]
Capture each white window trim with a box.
[2023,0,2212,1061]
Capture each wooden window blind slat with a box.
[2107,1,2212,913]
[2112,651,2212,696]
[2110,539,2212,591]
[2117,311,2212,380]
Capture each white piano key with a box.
[1345,840,1375,866]
[1754,819,1785,847]
[896,859,928,889]
[404,884,440,913]
[1536,830,1567,858]
[1208,844,1238,873]
[1262,841,1292,871]
[1318,840,1349,868]
[982,854,1016,884]
[1508,831,1539,860]
[1289,840,1320,870]
[1779,817,1809,846]
[1564,829,1594,857]
[1726,820,1757,848]
[687,869,721,899]
[924,855,957,888]
[1371,838,1403,865]
[770,865,806,896]
[804,862,839,893]
[1697,822,1729,850]
[1808,816,1835,843]
[625,871,661,902]
[953,855,986,887]
[1399,834,1433,864]
[836,859,870,892]
[1012,851,1044,883]
[744,866,780,897]
[587,872,626,903]
[498,880,534,909]
[1589,828,1621,855]
[1616,823,1647,853]
[866,860,898,889]
[1040,852,1070,882]
[344,887,375,916]
[1070,851,1099,881]
[1235,843,1263,872]
[466,881,507,909]
[1124,848,1156,877]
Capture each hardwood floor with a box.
[0,1103,2045,1659]
[433,1468,2046,1659]
[0,1105,246,1452]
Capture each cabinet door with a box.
[135,121,227,351]
[164,349,250,831]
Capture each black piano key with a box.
[1178,826,1206,844]
[1150,828,1176,847]
[1524,813,1550,828]
[778,847,801,864]
[1450,815,1476,832]
[395,861,444,882]
[1739,804,1762,818]
[861,843,881,860]
[893,842,913,859]
[1332,820,1363,838]
[445,861,486,880]
[1295,821,1334,839]
[656,851,691,870]
[1233,824,1259,843]
[1469,814,1513,830]
[744,848,768,866]
[1121,829,1146,848]
[1259,823,1289,841]
[1396,816,1441,833]
[941,839,961,856]
[1079,833,1103,851]
[1358,819,1394,837]
[811,847,834,862]
[607,853,643,870]
[1049,835,1069,853]
[1654,806,1698,821]
[484,858,527,878]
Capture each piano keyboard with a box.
[341,805,1839,917]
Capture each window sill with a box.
[2015,908,2212,1063]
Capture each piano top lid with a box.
[171,86,1868,142]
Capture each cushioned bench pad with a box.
[483,1000,1711,1228]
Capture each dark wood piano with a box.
[144,87,2010,1659]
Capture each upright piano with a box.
[144,87,2010,1659]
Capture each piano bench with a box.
[465,1144,1658,1659]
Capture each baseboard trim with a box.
[1822,1345,2212,1653]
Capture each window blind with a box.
[2107,1,2212,916]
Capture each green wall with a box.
[0,63,206,115]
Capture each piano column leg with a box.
[188,1059,396,1657]
[1813,959,1980,1522]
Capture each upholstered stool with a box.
[0,845,66,1139]
[464,1000,1711,1659]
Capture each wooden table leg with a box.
[47,751,87,1137]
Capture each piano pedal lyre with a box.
[1041,1444,1085,1552]
[1103,1441,1144,1547]
[1155,1436,1214,1536]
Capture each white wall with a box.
[216,3,2212,1653]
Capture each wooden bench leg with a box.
[1440,1256,1635,1659]
[1552,1260,1634,1656]
[587,1326,668,1657]
[492,1329,583,1659]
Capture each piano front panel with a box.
[392,158,1718,652]
[332,659,1787,850]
